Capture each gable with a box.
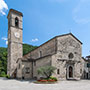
[56,33,82,45]
[57,33,82,50]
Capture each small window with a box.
[87,63,90,67]
[40,51,42,57]
[25,67,30,74]
[15,17,19,27]
[57,69,60,74]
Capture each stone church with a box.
[7,9,85,80]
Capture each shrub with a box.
[0,71,6,77]
[49,76,57,81]
[37,66,56,79]
[6,75,10,79]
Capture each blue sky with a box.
[0,0,90,57]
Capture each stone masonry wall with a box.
[30,38,56,59]
[7,11,23,77]
[16,59,22,79]
[33,55,52,79]
[22,61,33,79]
[51,34,82,80]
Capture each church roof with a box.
[86,55,90,59]
[7,9,23,18]
[22,55,52,62]
[34,33,82,49]
[31,33,82,52]
[22,33,82,60]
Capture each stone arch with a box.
[15,17,19,27]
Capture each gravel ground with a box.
[0,78,90,90]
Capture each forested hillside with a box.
[23,44,37,55]
[0,44,37,76]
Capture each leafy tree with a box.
[0,47,7,75]
[37,66,56,79]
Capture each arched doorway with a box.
[69,66,73,78]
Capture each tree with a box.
[0,47,7,75]
[37,66,56,79]
[23,44,37,55]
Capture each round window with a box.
[68,53,74,59]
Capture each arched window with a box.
[15,17,19,27]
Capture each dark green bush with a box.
[6,75,10,79]
[0,71,6,77]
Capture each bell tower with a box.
[7,9,23,77]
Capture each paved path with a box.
[0,78,90,90]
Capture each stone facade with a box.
[7,9,23,77]
[7,9,85,80]
[16,33,84,80]
[50,35,82,80]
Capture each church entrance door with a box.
[67,65,74,80]
[69,66,73,78]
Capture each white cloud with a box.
[73,0,90,24]
[1,37,8,45]
[31,38,39,42]
[6,41,8,45]
[2,37,7,41]
[0,0,8,15]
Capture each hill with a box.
[0,44,38,76]
[23,44,37,55]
